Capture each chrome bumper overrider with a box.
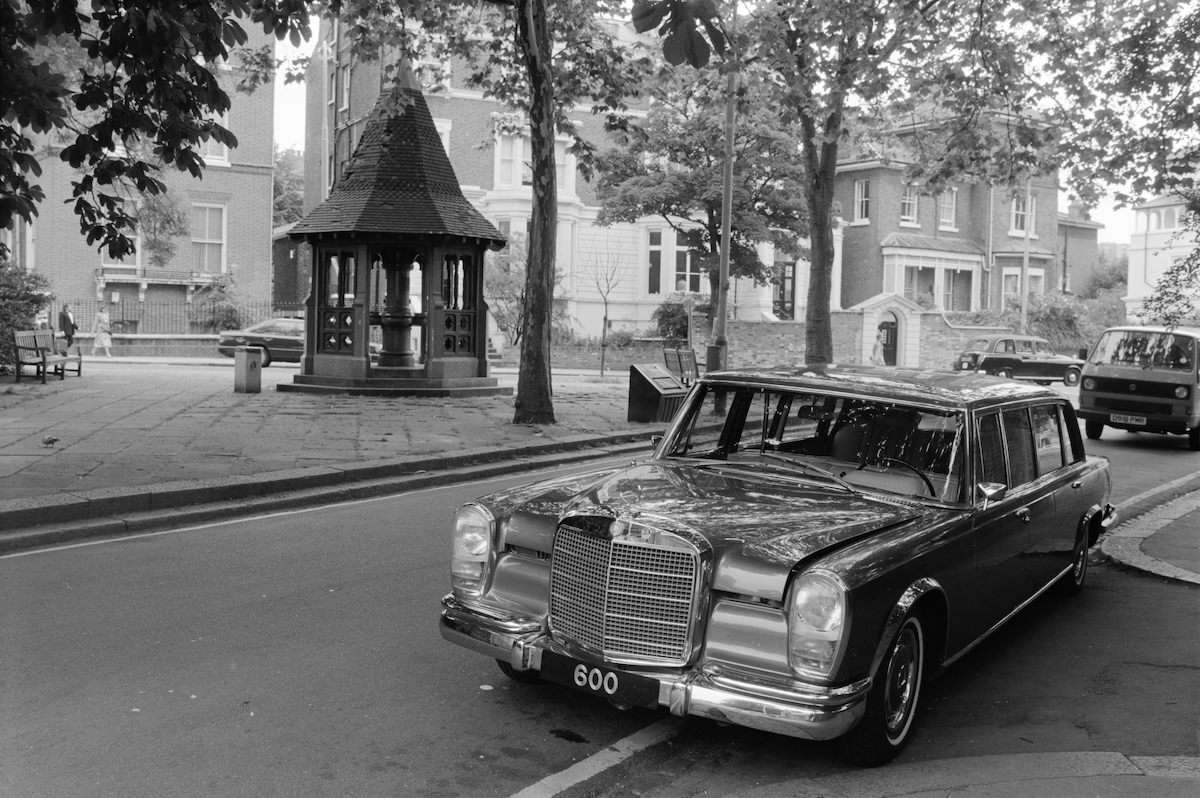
[440,594,868,741]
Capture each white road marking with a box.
[507,718,683,798]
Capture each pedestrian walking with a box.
[92,306,113,357]
[870,330,886,366]
[57,303,78,351]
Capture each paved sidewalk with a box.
[0,357,653,548]
[2,356,1197,797]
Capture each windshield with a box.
[660,384,966,503]
[1090,330,1197,372]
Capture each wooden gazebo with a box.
[282,69,508,397]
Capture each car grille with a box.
[1085,377,1188,412]
[1087,376,1185,398]
[549,519,700,666]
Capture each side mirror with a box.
[977,482,1007,510]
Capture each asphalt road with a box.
[1,460,656,798]
[2,444,1197,797]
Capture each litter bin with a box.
[234,346,262,393]
[628,364,688,423]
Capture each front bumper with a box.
[440,594,868,741]
[1077,406,1198,435]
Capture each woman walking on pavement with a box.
[92,306,114,357]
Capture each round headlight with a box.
[788,571,847,677]
[451,504,495,596]
[1175,386,1189,399]
[1082,378,1097,391]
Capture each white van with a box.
[1077,325,1200,451]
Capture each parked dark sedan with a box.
[216,318,306,366]
[439,365,1115,765]
[954,333,1083,385]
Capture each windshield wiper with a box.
[758,452,859,494]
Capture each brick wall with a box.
[723,313,1009,370]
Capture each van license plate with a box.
[1111,413,1147,425]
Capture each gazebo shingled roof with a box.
[290,68,506,249]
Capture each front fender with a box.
[867,577,945,679]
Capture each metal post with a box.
[707,3,737,376]
[1020,177,1032,334]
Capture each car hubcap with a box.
[884,626,919,736]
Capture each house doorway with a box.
[878,315,898,366]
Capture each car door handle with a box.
[1015,507,1031,523]
[1071,481,1082,489]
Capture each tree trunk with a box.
[801,115,840,365]
[512,0,557,424]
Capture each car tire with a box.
[996,368,1013,379]
[1190,427,1200,451]
[1085,420,1103,440]
[258,347,272,367]
[841,614,926,767]
[1063,367,1081,387]
[496,659,541,684]
[1055,532,1090,596]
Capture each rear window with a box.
[967,338,991,351]
[1090,330,1197,372]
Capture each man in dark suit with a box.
[58,303,78,350]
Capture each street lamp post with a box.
[708,4,737,376]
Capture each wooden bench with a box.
[12,329,82,383]
[663,347,701,385]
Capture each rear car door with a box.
[1013,339,1038,379]
[970,407,1055,633]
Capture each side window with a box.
[666,386,733,458]
[1060,404,1085,463]
[1031,404,1065,475]
[1002,408,1037,486]
[1000,340,1015,353]
[977,412,1008,486]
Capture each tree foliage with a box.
[1054,2,1199,208]
[190,273,247,332]
[0,258,53,373]
[652,297,712,341]
[594,57,807,299]
[485,234,529,347]
[1137,190,1200,327]
[136,189,189,269]
[273,146,305,227]
[634,0,1197,362]
[1,0,315,261]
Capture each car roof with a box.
[1098,325,1200,337]
[700,364,1059,410]
[968,333,1048,343]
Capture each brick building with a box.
[830,159,1101,366]
[834,162,1100,313]
[1,30,277,336]
[301,16,779,345]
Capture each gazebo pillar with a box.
[377,250,420,368]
